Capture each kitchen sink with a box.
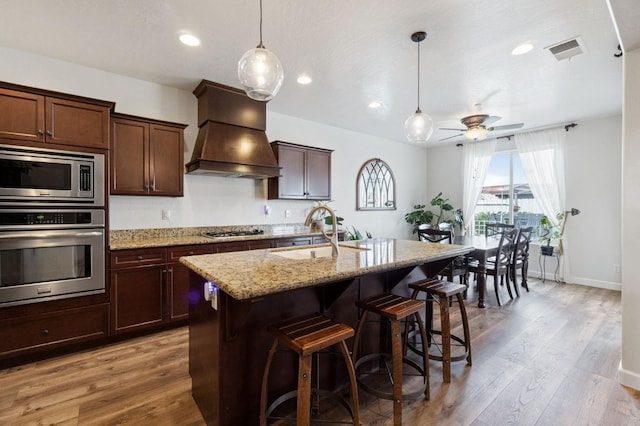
[269,245,369,260]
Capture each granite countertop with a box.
[179,238,473,300]
[109,224,334,250]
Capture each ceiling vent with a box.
[545,36,586,61]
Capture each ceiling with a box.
[0,0,627,146]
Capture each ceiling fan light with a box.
[464,126,489,140]
[238,46,284,101]
[404,110,434,143]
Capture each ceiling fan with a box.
[439,114,524,141]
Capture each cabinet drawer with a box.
[168,244,213,262]
[275,237,313,247]
[0,304,109,357]
[110,248,167,268]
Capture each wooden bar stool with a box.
[406,278,472,383]
[260,312,360,426]
[352,293,429,426]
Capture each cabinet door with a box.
[0,88,45,142]
[247,239,274,250]
[149,123,184,196]
[45,97,110,148]
[110,265,165,334]
[214,241,248,253]
[110,118,149,195]
[166,244,213,322]
[306,149,331,200]
[275,144,307,199]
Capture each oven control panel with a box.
[0,209,104,228]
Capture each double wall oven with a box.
[0,144,106,307]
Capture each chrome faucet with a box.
[304,205,339,257]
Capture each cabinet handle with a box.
[37,129,44,135]
[42,329,49,336]
[46,130,53,136]
[137,255,143,260]
[189,251,194,255]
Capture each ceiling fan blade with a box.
[489,123,524,131]
[439,133,463,141]
[439,127,467,131]
[482,115,502,126]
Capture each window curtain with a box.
[515,127,570,280]
[461,138,497,235]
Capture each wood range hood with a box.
[185,80,281,178]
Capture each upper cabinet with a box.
[0,84,113,149]
[268,141,332,200]
[110,113,187,197]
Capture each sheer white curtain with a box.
[461,139,497,235]
[515,127,570,279]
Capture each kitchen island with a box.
[180,238,472,426]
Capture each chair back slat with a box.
[486,222,515,238]
[418,228,453,244]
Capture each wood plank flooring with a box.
[1,277,638,425]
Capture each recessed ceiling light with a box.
[179,34,201,47]
[296,75,312,85]
[512,42,534,55]
[368,101,382,109]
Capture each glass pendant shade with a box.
[404,109,434,143]
[238,46,284,101]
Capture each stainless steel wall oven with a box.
[0,209,105,307]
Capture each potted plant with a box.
[539,212,564,256]
[404,192,462,234]
[311,201,344,230]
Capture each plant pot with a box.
[311,219,324,232]
[540,245,554,256]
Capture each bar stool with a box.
[352,293,429,426]
[406,278,472,383]
[259,312,360,426]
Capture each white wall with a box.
[426,114,623,290]
[0,46,427,240]
[620,47,640,390]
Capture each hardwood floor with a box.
[1,277,638,425]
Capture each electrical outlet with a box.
[285,210,291,218]
[161,209,171,220]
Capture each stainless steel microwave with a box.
[0,144,104,207]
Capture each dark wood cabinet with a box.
[268,141,332,200]
[0,304,109,358]
[167,245,213,322]
[110,113,186,197]
[0,84,112,149]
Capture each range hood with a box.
[185,80,281,178]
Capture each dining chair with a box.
[485,222,515,238]
[417,228,468,288]
[468,227,519,306]
[510,226,533,295]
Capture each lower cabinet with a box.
[0,304,109,358]
[107,234,343,336]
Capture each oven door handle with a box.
[0,231,104,239]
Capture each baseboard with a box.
[619,361,640,391]
[525,272,622,291]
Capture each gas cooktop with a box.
[202,229,265,238]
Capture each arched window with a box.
[356,158,396,210]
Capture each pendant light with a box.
[404,31,434,143]
[237,0,284,101]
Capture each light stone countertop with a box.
[179,238,473,300]
[109,224,332,250]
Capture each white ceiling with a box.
[0,0,626,146]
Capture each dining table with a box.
[453,234,502,308]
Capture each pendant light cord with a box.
[416,39,421,113]
[258,0,264,48]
